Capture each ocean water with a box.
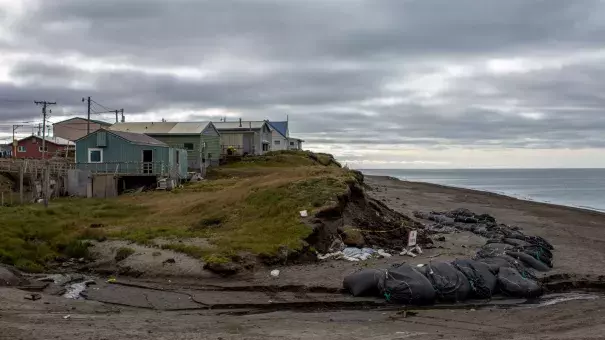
[360,168,605,212]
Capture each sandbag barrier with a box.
[343,209,554,304]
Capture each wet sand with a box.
[2,176,605,340]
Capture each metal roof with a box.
[108,130,168,146]
[109,122,213,135]
[20,135,75,146]
[213,121,269,130]
[268,121,288,138]
[53,117,112,126]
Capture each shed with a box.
[75,129,188,179]
[109,121,220,169]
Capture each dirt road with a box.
[2,176,605,339]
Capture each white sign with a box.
[407,230,418,247]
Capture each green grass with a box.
[0,199,145,271]
[0,151,353,269]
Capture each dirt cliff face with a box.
[305,174,430,254]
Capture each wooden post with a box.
[19,164,24,204]
[44,162,50,207]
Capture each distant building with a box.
[0,143,11,158]
[14,135,74,159]
[213,120,273,156]
[268,121,304,151]
[53,117,112,141]
[109,121,221,170]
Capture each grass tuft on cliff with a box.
[0,151,354,270]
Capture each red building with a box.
[14,135,74,159]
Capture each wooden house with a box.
[213,120,273,156]
[74,129,188,179]
[109,122,220,170]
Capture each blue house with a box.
[75,129,188,179]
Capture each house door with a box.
[142,150,153,174]
[243,134,253,155]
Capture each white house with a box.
[268,121,304,151]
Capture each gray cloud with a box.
[2,0,605,162]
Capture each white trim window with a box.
[38,146,48,152]
[17,146,26,152]
[274,140,281,145]
[88,148,103,163]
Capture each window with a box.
[208,153,212,160]
[183,143,194,150]
[38,146,48,152]
[17,146,26,152]
[88,148,103,163]
[262,143,269,151]
[290,141,295,146]
[274,140,281,145]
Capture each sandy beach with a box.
[2,176,605,340]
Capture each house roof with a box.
[53,117,112,126]
[109,121,214,135]
[19,135,75,146]
[268,121,288,138]
[108,130,168,146]
[213,121,269,131]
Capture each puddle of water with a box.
[63,281,91,299]
[38,274,95,300]
[529,293,600,308]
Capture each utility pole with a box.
[35,100,56,208]
[12,125,22,158]
[121,109,125,122]
[83,96,91,134]
[114,109,124,123]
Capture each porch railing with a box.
[75,162,168,176]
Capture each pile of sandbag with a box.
[343,209,553,304]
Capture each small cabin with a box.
[75,129,188,179]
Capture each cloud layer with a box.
[2,0,605,167]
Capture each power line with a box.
[90,99,115,112]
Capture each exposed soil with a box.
[305,178,430,254]
[2,175,605,339]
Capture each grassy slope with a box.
[0,151,352,271]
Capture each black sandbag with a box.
[452,259,497,299]
[506,251,550,272]
[423,262,471,302]
[503,238,532,248]
[476,243,514,258]
[477,255,536,280]
[343,269,383,297]
[378,264,436,305]
[521,246,553,267]
[497,267,542,298]
[509,234,554,250]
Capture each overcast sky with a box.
[1,0,605,168]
